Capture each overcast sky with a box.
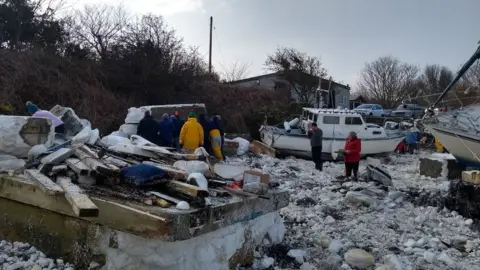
[66,0,479,90]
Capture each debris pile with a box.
[0,104,280,218]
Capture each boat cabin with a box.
[300,108,385,139]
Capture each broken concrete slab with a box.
[24,169,64,196]
[41,148,74,165]
[462,170,480,185]
[420,154,465,180]
[0,116,55,158]
[50,105,89,137]
[65,158,91,175]
[57,176,99,217]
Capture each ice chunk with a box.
[176,201,190,210]
[27,145,48,161]
[232,137,250,155]
[100,135,131,147]
[260,257,274,269]
[71,126,92,145]
[187,173,208,190]
[287,249,306,264]
[328,240,343,254]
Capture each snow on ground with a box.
[0,240,74,270]
[230,152,480,270]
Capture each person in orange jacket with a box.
[344,131,362,180]
[179,112,204,151]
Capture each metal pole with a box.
[208,16,213,74]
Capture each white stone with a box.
[316,234,332,249]
[287,249,306,264]
[328,240,343,254]
[344,249,374,269]
[423,251,435,263]
[465,219,473,225]
[260,257,274,269]
[404,239,416,247]
[176,201,190,210]
[438,252,456,268]
[299,262,315,270]
[324,215,335,224]
[344,191,378,207]
[383,254,403,270]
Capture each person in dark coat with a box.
[137,111,161,145]
[308,123,323,171]
[159,113,175,147]
[170,111,183,149]
[198,114,211,153]
[344,131,362,180]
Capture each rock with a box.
[328,240,343,254]
[344,191,378,207]
[37,258,49,267]
[260,257,274,269]
[324,215,335,224]
[383,254,403,270]
[437,252,456,268]
[299,262,315,270]
[316,234,332,249]
[31,265,41,270]
[423,251,435,263]
[404,239,416,247]
[287,249,306,264]
[344,249,375,269]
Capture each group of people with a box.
[308,123,362,180]
[137,110,225,160]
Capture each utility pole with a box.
[208,16,213,74]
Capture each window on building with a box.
[323,116,340,124]
[345,116,363,125]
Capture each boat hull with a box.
[260,127,405,160]
[427,125,480,167]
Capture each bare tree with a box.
[357,56,419,108]
[265,47,327,105]
[417,65,454,103]
[222,60,251,82]
[66,4,128,60]
[462,61,480,87]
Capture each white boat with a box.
[424,105,480,167]
[421,43,480,167]
[259,108,406,160]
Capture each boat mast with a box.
[429,43,480,110]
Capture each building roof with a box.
[230,71,351,91]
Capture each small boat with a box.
[259,108,406,160]
[422,43,480,167]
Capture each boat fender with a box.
[284,121,291,133]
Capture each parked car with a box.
[353,104,385,117]
[391,104,424,118]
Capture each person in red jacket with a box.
[344,131,362,180]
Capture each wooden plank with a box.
[65,158,91,175]
[147,191,182,204]
[57,177,99,217]
[74,148,118,176]
[143,161,188,179]
[24,169,64,196]
[40,148,74,165]
[166,180,209,198]
[80,145,99,159]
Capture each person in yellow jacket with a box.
[179,112,204,151]
[209,115,223,160]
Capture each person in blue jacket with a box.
[170,111,183,149]
[159,113,175,147]
[406,131,420,154]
